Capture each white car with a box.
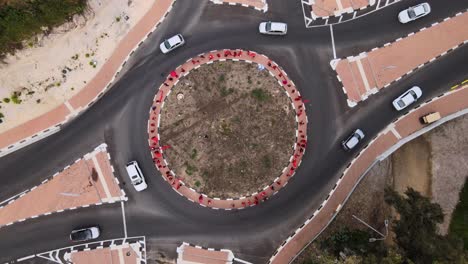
[125,161,148,191]
[341,129,365,151]
[70,226,100,242]
[392,86,422,111]
[159,34,185,54]
[259,22,287,35]
[398,3,431,23]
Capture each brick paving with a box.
[269,85,468,264]
[70,243,141,264]
[210,0,267,11]
[0,145,124,227]
[312,0,372,17]
[148,49,308,209]
[0,0,175,152]
[333,11,468,105]
[176,243,234,264]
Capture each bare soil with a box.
[159,61,296,199]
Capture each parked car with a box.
[259,21,288,35]
[159,34,185,54]
[341,129,365,151]
[392,86,422,111]
[125,161,148,191]
[398,3,431,23]
[70,226,100,242]
[421,112,441,124]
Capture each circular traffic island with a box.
[159,61,296,199]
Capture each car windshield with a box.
[164,40,171,49]
[409,90,417,99]
[397,100,406,108]
[266,22,272,32]
[72,230,91,240]
[408,8,416,18]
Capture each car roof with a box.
[126,163,139,177]
[413,5,426,15]
[167,35,181,46]
[346,137,359,148]
[270,22,286,31]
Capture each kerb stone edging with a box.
[268,85,468,264]
[0,0,177,158]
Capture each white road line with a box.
[376,0,381,9]
[117,247,125,264]
[0,190,28,206]
[385,0,390,5]
[336,0,344,11]
[330,24,337,59]
[356,59,371,91]
[92,156,113,200]
[121,201,128,238]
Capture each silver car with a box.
[398,3,431,24]
[392,86,422,111]
[341,129,365,151]
[159,34,185,54]
[259,22,287,35]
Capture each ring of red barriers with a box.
[148,49,308,209]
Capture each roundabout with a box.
[148,49,308,209]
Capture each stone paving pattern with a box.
[0,0,175,151]
[312,0,372,17]
[0,146,123,227]
[148,49,308,209]
[269,85,468,264]
[71,243,141,264]
[333,11,468,104]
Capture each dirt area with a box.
[392,136,432,196]
[159,61,296,199]
[294,114,468,262]
[0,0,153,132]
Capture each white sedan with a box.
[259,22,287,35]
[398,3,431,23]
[160,34,185,54]
[392,86,422,111]
[125,161,148,192]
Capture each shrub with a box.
[251,88,270,102]
[0,0,88,55]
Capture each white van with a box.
[125,161,148,192]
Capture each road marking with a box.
[117,247,125,264]
[356,59,371,91]
[121,201,128,238]
[92,156,113,201]
[335,0,344,11]
[330,24,337,59]
[462,79,468,84]
[376,0,381,9]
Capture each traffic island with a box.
[159,60,296,199]
[148,49,308,209]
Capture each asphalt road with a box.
[0,0,467,262]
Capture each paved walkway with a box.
[176,243,234,264]
[268,85,468,264]
[0,0,176,157]
[148,49,308,210]
[0,144,124,228]
[332,11,468,106]
[210,0,268,12]
[70,242,143,264]
[312,0,373,17]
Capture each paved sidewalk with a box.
[148,49,308,210]
[0,0,176,157]
[269,85,468,264]
[210,0,267,12]
[70,243,143,264]
[0,144,124,228]
[312,0,373,17]
[332,11,468,106]
[176,243,234,264]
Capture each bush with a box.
[251,88,270,102]
[449,178,468,250]
[0,0,88,55]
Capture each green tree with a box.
[385,187,466,264]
